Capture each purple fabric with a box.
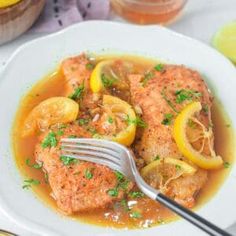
[32,0,110,33]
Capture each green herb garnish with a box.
[84,168,93,179]
[188,119,196,128]
[101,74,116,88]
[161,113,173,126]
[107,188,118,197]
[58,124,67,129]
[154,64,164,72]
[161,88,179,113]
[60,155,79,166]
[154,155,160,161]
[69,83,84,100]
[78,118,89,126]
[126,115,147,128]
[41,132,57,148]
[223,162,230,168]
[22,178,40,189]
[202,104,209,114]
[142,72,154,86]
[57,129,64,136]
[108,117,113,124]
[175,89,202,104]
[120,199,129,211]
[25,158,43,169]
[130,211,142,219]
[175,164,182,171]
[86,63,94,71]
[115,170,124,181]
[129,191,144,198]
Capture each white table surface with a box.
[0,0,236,235]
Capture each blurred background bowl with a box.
[0,0,45,46]
[110,0,188,25]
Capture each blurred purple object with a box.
[32,0,110,33]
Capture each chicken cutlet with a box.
[128,65,211,207]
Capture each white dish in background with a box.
[0,21,235,236]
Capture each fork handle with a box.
[156,193,231,236]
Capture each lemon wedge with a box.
[22,97,79,136]
[0,0,21,8]
[90,60,115,93]
[102,95,136,146]
[173,102,223,169]
[141,157,196,177]
[212,21,236,63]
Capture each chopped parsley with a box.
[129,191,144,198]
[58,124,67,129]
[223,161,230,169]
[161,113,173,126]
[57,129,64,136]
[60,155,79,165]
[161,88,179,113]
[78,118,89,126]
[84,168,93,179]
[41,132,57,148]
[108,116,113,124]
[126,115,147,128]
[154,64,164,72]
[202,104,209,114]
[188,119,196,128]
[142,72,154,86]
[130,211,142,219]
[107,188,118,197]
[115,170,124,181]
[154,155,160,160]
[87,127,97,135]
[68,83,84,100]
[120,199,129,211]
[68,135,77,138]
[25,158,43,169]
[175,89,202,104]
[101,74,116,88]
[175,164,182,171]
[22,178,40,189]
[86,62,94,71]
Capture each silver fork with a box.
[61,138,231,236]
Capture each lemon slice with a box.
[90,60,115,93]
[173,102,223,169]
[0,0,21,8]
[102,95,136,146]
[212,21,236,63]
[22,97,79,136]
[141,157,196,177]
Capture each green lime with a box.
[212,21,236,63]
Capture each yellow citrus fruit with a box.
[0,0,21,8]
[22,97,79,136]
[173,101,223,169]
[141,157,196,177]
[90,60,115,93]
[212,21,236,63]
[102,95,136,146]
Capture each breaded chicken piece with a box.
[128,65,211,207]
[35,124,132,214]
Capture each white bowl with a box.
[0,21,235,236]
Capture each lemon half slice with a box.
[141,157,196,177]
[102,95,136,146]
[22,97,79,136]
[0,0,21,8]
[90,60,115,93]
[212,21,236,63]
[173,102,223,169]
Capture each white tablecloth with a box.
[0,0,236,235]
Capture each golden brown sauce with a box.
[12,55,234,229]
